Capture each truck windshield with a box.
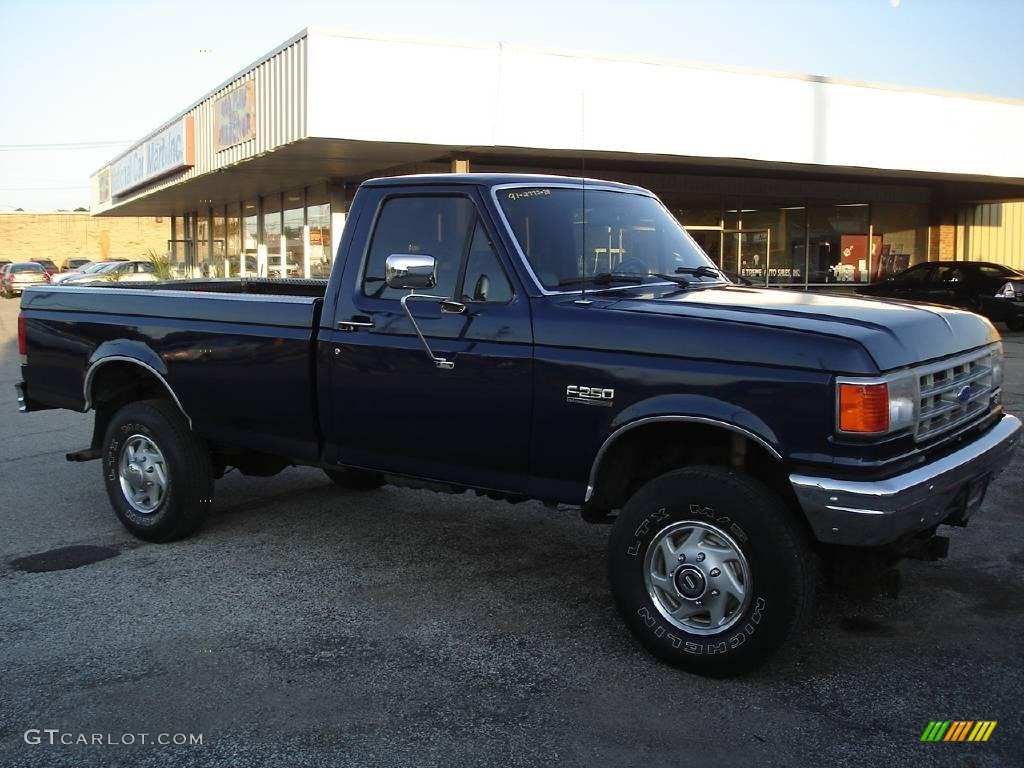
[496,186,718,290]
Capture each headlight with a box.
[836,370,918,435]
[991,342,1004,390]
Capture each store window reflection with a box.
[169,215,187,277]
[872,203,929,279]
[262,195,283,277]
[283,190,304,278]
[226,204,241,277]
[196,213,209,279]
[742,204,806,286]
[307,197,332,278]
[687,230,722,266]
[211,212,225,277]
[242,200,258,277]
[806,203,870,284]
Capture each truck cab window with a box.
[363,196,476,301]
[461,222,513,303]
[362,195,513,304]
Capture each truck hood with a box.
[605,285,999,371]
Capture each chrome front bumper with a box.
[791,414,1022,546]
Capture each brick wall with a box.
[0,213,169,266]
[928,223,957,262]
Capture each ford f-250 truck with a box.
[15,174,1021,676]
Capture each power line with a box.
[0,140,133,152]
[0,185,90,190]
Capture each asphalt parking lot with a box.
[0,294,1022,768]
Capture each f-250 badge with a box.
[566,385,615,407]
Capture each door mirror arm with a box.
[399,294,458,370]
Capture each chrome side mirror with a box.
[386,254,436,290]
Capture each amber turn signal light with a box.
[838,382,889,433]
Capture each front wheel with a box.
[102,399,213,542]
[608,466,815,677]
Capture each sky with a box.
[1,0,1023,211]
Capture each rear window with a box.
[12,263,44,273]
[979,265,1022,279]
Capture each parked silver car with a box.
[1,262,49,297]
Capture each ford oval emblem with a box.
[956,385,972,405]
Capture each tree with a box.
[144,249,175,280]
[73,206,88,212]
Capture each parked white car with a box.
[50,260,126,284]
[61,260,159,285]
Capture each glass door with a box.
[166,239,192,280]
[722,229,770,285]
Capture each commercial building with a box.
[90,29,1024,286]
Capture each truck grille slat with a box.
[915,349,994,443]
[919,366,991,398]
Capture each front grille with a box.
[915,349,994,443]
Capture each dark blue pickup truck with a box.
[15,174,1021,676]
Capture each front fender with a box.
[608,394,782,457]
[585,395,784,503]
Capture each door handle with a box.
[337,317,374,331]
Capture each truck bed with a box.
[20,281,325,461]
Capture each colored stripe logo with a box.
[920,721,997,742]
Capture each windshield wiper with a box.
[649,265,729,289]
[673,265,725,279]
[558,272,645,287]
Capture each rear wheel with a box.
[608,466,815,677]
[102,399,213,542]
[324,467,385,491]
[1007,314,1024,332]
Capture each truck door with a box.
[321,186,534,492]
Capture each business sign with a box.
[111,117,195,196]
[96,167,111,204]
[214,80,256,151]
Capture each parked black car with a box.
[857,261,1024,331]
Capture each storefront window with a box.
[196,212,209,278]
[872,203,929,279]
[667,193,722,228]
[307,194,331,279]
[169,216,187,277]
[226,203,241,277]
[242,199,258,277]
[806,203,870,284]
[743,204,807,286]
[688,230,722,266]
[212,212,226,277]
[262,194,282,278]
[283,189,305,278]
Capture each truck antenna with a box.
[577,90,591,306]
